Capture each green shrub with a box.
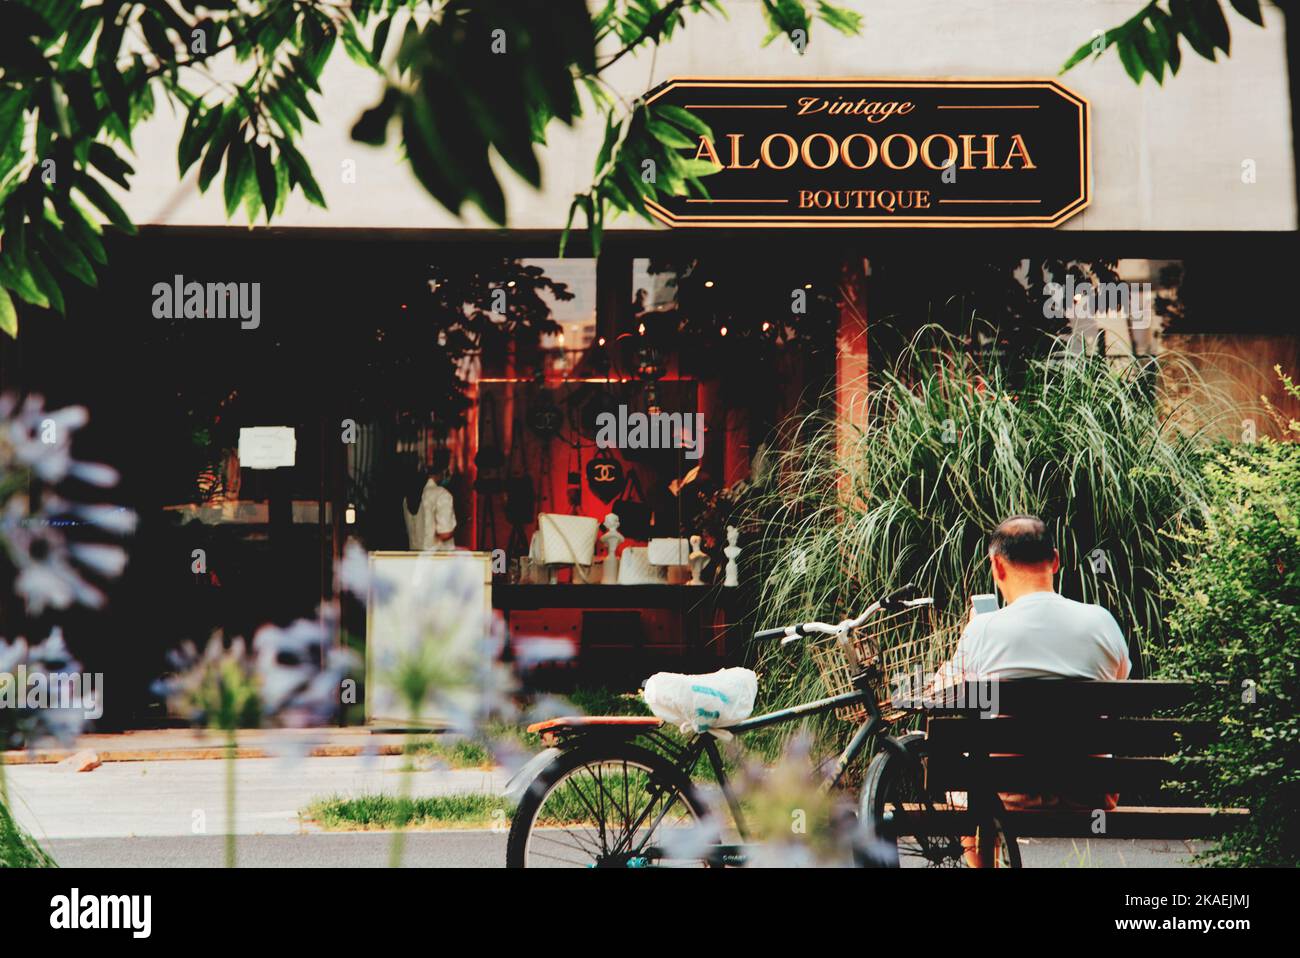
[1157,373,1300,867]
[745,329,1232,728]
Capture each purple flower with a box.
[0,396,134,615]
[252,615,360,728]
[0,628,91,747]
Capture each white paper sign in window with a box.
[238,426,296,470]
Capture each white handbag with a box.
[536,514,599,565]
[647,537,691,566]
[618,546,666,584]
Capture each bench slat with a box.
[925,717,1215,756]
[897,680,1197,716]
[926,755,1183,792]
[882,805,1248,840]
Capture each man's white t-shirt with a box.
[940,591,1131,683]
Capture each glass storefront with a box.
[3,227,1296,728]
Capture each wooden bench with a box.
[900,679,1249,845]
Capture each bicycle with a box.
[505,583,1020,867]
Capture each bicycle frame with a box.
[649,667,892,846]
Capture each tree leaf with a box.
[73,170,136,233]
[371,15,393,63]
[38,224,96,287]
[646,119,695,149]
[0,285,17,337]
[89,142,134,189]
[1132,22,1166,83]
[351,88,399,146]
[277,137,326,207]
[140,9,175,64]
[197,109,239,192]
[58,6,101,70]
[254,144,277,223]
[57,199,107,264]
[264,86,303,135]
[1116,34,1148,83]
[178,101,220,174]
[1155,11,1182,75]
[223,137,252,217]
[340,18,377,69]
[1171,0,1218,59]
[96,59,131,127]
[815,1,863,37]
[654,103,711,138]
[1197,0,1232,54]
[24,247,65,314]
[1229,0,1264,26]
[0,93,28,167]
[0,253,50,309]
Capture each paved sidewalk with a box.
[5,754,509,839]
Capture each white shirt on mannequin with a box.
[404,478,456,552]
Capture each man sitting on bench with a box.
[938,514,1132,865]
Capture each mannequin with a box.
[724,525,741,587]
[404,449,457,552]
[600,513,624,585]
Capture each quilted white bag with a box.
[617,546,665,584]
[647,537,691,566]
[536,513,599,565]
[643,667,758,737]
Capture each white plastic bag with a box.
[643,667,758,738]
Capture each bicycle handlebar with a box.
[880,582,921,609]
[751,583,932,644]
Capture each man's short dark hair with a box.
[988,514,1056,566]
[431,447,452,475]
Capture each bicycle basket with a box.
[807,606,961,722]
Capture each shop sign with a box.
[644,78,1090,228]
[238,426,296,469]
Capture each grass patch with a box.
[407,737,493,769]
[305,793,514,831]
[0,800,55,868]
[566,687,652,717]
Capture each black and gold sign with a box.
[586,447,625,502]
[644,78,1090,228]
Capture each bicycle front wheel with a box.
[860,732,1021,868]
[506,742,717,868]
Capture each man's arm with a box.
[1100,609,1131,680]
[934,617,984,688]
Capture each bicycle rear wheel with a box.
[860,732,1020,868]
[506,741,717,868]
